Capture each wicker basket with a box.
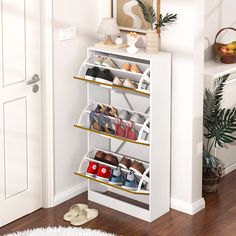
[203,177,220,192]
[214,27,236,64]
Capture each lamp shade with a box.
[97,17,120,36]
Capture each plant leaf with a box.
[156,13,178,28]
[203,75,236,152]
[135,0,156,26]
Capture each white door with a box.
[0,0,42,227]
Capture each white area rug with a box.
[5,227,117,236]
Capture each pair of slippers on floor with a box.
[64,204,98,226]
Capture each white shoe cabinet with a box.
[74,47,171,222]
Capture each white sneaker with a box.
[94,56,104,65]
[102,58,118,68]
[113,76,123,86]
[130,113,146,124]
[123,78,138,90]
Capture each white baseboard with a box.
[54,181,88,206]
[222,162,236,177]
[171,197,205,215]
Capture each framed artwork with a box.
[111,0,160,34]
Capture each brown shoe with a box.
[122,63,131,71]
[119,157,132,169]
[104,154,119,166]
[130,161,145,175]
[104,105,118,118]
[94,151,106,162]
[130,64,142,74]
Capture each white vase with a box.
[146,30,159,54]
[126,34,139,54]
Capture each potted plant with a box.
[203,75,236,192]
[135,0,177,53]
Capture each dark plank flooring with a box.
[0,170,236,236]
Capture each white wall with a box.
[205,0,236,174]
[161,0,205,213]
[205,0,236,61]
[53,0,100,201]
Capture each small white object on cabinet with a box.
[126,34,139,54]
[115,36,124,45]
[74,47,172,222]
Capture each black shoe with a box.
[85,67,100,81]
[95,69,114,85]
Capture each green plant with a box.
[135,0,177,30]
[203,75,236,177]
[155,13,178,29]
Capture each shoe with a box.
[115,118,126,138]
[122,63,131,71]
[113,76,123,86]
[119,110,132,121]
[122,171,139,190]
[90,111,103,131]
[86,161,99,177]
[125,121,137,140]
[104,105,118,117]
[130,113,146,124]
[123,78,138,90]
[104,154,119,166]
[99,114,116,135]
[95,104,106,114]
[109,167,124,186]
[94,104,117,117]
[70,208,99,226]
[85,67,100,81]
[96,69,114,85]
[94,56,104,65]
[96,165,111,181]
[130,64,142,74]
[102,58,118,68]
[130,161,146,175]
[119,156,132,169]
[64,204,88,222]
[94,151,106,162]
[113,76,138,90]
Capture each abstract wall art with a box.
[111,0,160,33]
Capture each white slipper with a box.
[70,208,99,226]
[63,204,88,222]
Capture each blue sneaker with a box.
[109,167,124,186]
[122,171,139,191]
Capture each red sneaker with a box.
[126,121,137,140]
[96,165,111,181]
[86,161,99,177]
[115,118,126,138]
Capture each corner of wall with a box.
[54,181,88,207]
[171,197,205,215]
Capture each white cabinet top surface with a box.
[205,60,236,79]
[89,46,170,61]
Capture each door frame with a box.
[41,0,55,208]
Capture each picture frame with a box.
[110,0,161,34]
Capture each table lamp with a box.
[97,18,120,45]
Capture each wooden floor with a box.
[1,170,236,236]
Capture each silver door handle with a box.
[26,74,40,85]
